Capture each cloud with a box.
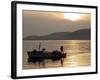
[23,10,90,37]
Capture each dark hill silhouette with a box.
[24,28,90,40]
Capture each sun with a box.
[64,13,82,21]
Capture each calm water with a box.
[23,40,91,69]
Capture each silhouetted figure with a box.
[42,48,46,52]
[60,46,64,53]
[60,46,64,66]
[32,49,37,52]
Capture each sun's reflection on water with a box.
[23,40,90,69]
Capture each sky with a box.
[23,10,91,37]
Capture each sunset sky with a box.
[23,10,91,37]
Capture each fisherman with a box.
[32,49,37,52]
[42,48,46,52]
[60,46,64,53]
[60,46,64,66]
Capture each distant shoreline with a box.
[23,28,90,40]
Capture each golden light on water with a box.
[63,40,90,67]
[23,40,90,69]
[67,55,79,67]
[63,13,83,21]
[66,53,90,67]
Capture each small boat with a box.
[27,43,66,64]
[27,50,66,63]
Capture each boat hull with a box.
[27,51,66,63]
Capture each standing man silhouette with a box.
[60,46,64,66]
[60,46,64,53]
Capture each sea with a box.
[23,40,91,69]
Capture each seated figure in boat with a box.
[42,48,46,53]
[32,49,37,52]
